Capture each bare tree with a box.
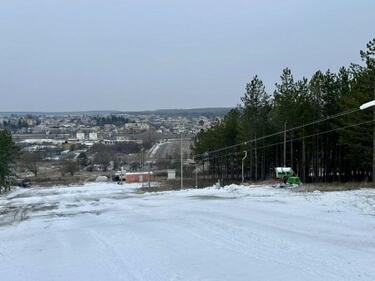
[61,160,79,176]
[21,152,41,176]
[93,152,112,171]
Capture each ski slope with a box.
[0,183,374,281]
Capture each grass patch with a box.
[295,182,375,192]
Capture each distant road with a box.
[149,139,192,160]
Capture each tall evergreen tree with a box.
[239,75,270,142]
[0,130,19,192]
[364,38,375,182]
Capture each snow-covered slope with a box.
[0,183,374,281]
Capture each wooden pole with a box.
[284,121,287,167]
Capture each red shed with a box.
[126,172,154,183]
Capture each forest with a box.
[193,38,375,183]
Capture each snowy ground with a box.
[0,183,374,281]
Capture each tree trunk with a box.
[249,148,253,181]
[255,145,258,181]
[261,149,265,180]
[302,138,306,182]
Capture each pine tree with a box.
[0,130,19,192]
[360,38,375,182]
[239,75,270,141]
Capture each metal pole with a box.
[120,166,123,185]
[242,151,248,183]
[194,156,198,188]
[140,149,144,170]
[148,163,151,189]
[283,121,287,167]
[180,132,183,189]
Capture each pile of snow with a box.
[95,175,108,182]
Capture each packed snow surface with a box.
[0,183,375,281]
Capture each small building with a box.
[126,172,154,183]
[167,169,176,180]
[76,132,85,141]
[89,132,98,141]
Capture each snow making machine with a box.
[274,167,302,187]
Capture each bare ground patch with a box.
[189,195,238,200]
[0,202,59,227]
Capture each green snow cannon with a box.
[275,167,302,186]
[287,176,301,185]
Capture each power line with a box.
[195,118,375,161]
[194,108,362,158]
[246,119,375,152]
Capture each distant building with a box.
[167,169,176,180]
[76,132,85,141]
[26,118,37,126]
[125,123,150,131]
[89,132,98,141]
[116,136,127,142]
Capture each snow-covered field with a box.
[0,183,374,281]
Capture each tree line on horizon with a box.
[193,38,375,183]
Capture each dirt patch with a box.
[10,191,61,199]
[107,194,135,200]
[31,203,59,212]
[0,205,17,215]
[252,199,287,204]
[189,195,238,200]
[65,203,80,208]
[0,202,59,227]
[51,209,104,218]
[294,183,368,192]
[244,194,273,198]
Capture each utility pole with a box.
[194,156,198,188]
[242,151,248,183]
[290,132,293,169]
[148,163,151,189]
[140,149,144,170]
[180,131,183,189]
[302,127,306,182]
[120,166,124,185]
[283,121,287,167]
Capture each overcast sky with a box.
[0,0,374,112]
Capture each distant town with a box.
[0,108,229,186]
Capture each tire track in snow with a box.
[88,229,144,281]
[174,207,364,280]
